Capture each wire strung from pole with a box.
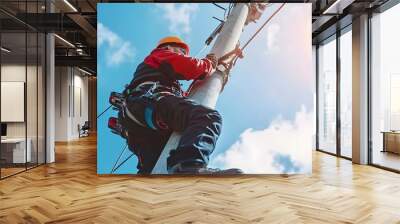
[110,143,128,173]
[242,3,285,52]
[111,153,134,174]
[97,104,112,119]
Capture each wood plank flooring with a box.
[1,167,26,178]
[1,135,400,223]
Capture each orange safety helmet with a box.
[156,36,190,55]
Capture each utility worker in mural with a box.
[109,36,242,174]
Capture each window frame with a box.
[315,24,352,160]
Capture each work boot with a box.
[169,161,243,175]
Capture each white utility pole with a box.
[152,3,255,174]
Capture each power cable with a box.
[97,105,112,119]
[112,153,135,174]
[110,143,128,173]
[242,3,286,52]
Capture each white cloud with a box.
[210,106,313,174]
[108,42,134,66]
[157,3,198,35]
[265,23,280,54]
[98,23,134,66]
[98,23,119,47]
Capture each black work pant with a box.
[125,93,222,174]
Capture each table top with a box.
[1,138,29,143]
[381,131,400,134]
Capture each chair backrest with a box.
[82,121,90,129]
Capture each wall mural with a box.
[97,3,313,175]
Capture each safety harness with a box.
[109,81,179,137]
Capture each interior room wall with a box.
[1,64,37,138]
[71,72,89,138]
[55,67,89,141]
[55,66,69,141]
[1,63,43,164]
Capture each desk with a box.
[1,138,31,163]
[382,131,400,154]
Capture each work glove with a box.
[205,53,218,69]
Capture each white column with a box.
[152,3,250,174]
[352,14,369,164]
[46,1,55,163]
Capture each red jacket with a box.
[130,48,214,91]
[144,48,214,80]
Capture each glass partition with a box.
[1,30,28,177]
[38,32,45,165]
[27,30,38,169]
[0,1,46,179]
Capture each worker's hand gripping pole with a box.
[216,43,244,82]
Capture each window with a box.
[390,74,400,131]
[339,28,352,158]
[371,3,400,171]
[317,36,337,154]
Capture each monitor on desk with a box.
[1,123,7,138]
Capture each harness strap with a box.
[144,106,157,130]
[124,82,174,130]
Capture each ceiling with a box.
[0,0,396,74]
[0,0,98,74]
[310,0,391,43]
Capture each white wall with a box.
[55,67,69,141]
[1,65,39,138]
[71,72,89,138]
[1,65,26,140]
[1,63,46,164]
[55,67,89,141]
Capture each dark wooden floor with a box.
[1,135,400,223]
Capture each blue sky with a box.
[97,3,313,174]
